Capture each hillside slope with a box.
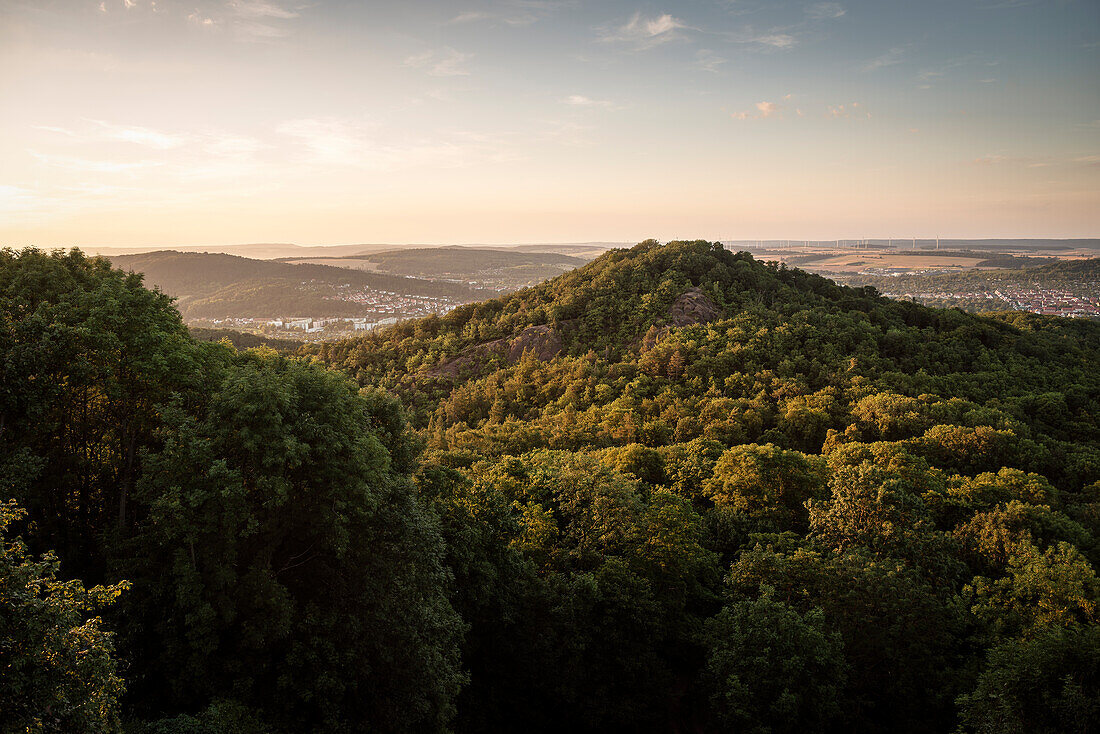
[307,240,1100,733]
[110,250,489,319]
[316,240,1100,470]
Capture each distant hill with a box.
[109,250,489,319]
[83,241,622,260]
[85,243,386,259]
[364,247,587,288]
[283,246,592,290]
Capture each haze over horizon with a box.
[2,0,1098,247]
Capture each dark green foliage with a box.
[188,327,302,353]
[0,247,204,576]
[124,353,464,732]
[726,547,960,732]
[0,502,127,734]
[5,241,1100,733]
[704,590,846,733]
[957,625,1100,734]
[3,249,463,732]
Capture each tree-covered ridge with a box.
[2,242,1099,733]
[310,240,1100,732]
[313,241,1099,484]
[330,246,590,289]
[108,250,489,320]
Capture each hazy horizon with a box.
[2,0,1098,246]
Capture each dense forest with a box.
[2,241,1099,733]
[109,251,489,320]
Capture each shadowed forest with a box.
[2,241,1098,733]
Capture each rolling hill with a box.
[283,246,592,290]
[109,250,491,320]
[303,239,1100,732]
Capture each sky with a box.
[1,0,1098,247]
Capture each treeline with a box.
[188,327,302,352]
[2,242,1099,733]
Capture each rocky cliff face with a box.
[428,322,567,378]
[669,287,722,327]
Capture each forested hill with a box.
[3,243,1100,734]
[312,240,1100,731]
[313,239,1100,465]
[109,250,488,318]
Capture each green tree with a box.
[125,352,464,732]
[967,541,1099,638]
[0,501,127,733]
[957,625,1100,734]
[704,589,846,734]
[0,247,202,576]
[705,444,827,532]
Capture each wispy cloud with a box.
[276,118,375,166]
[227,1,300,20]
[449,11,494,24]
[716,26,800,51]
[276,118,519,169]
[751,33,796,48]
[405,48,473,77]
[234,22,292,39]
[447,1,574,28]
[601,12,691,49]
[806,3,846,20]
[563,94,615,108]
[862,47,905,71]
[971,153,1100,168]
[731,99,870,121]
[731,100,782,120]
[204,135,265,157]
[914,55,985,88]
[90,120,189,149]
[37,120,190,149]
[825,102,870,119]
[185,0,302,39]
[187,11,217,27]
[695,49,727,72]
[30,151,163,173]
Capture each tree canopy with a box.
[3,241,1099,732]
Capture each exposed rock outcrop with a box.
[669,287,722,327]
[427,322,566,379]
